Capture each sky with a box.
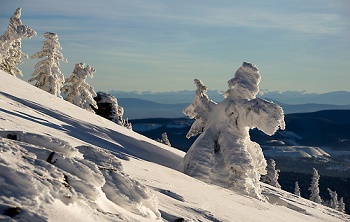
[0,0,349,93]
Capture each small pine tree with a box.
[157,132,171,146]
[261,159,281,189]
[294,181,301,197]
[338,197,346,213]
[28,32,67,97]
[0,8,37,76]
[162,132,171,146]
[62,63,97,112]
[309,168,322,204]
[327,188,339,210]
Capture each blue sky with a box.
[1,0,349,93]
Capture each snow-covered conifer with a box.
[309,168,322,204]
[338,197,346,213]
[261,159,281,189]
[28,32,67,97]
[183,62,285,199]
[157,132,171,146]
[62,63,97,112]
[327,188,339,210]
[161,132,171,146]
[93,91,132,129]
[0,8,37,77]
[294,181,301,197]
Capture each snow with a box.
[132,124,162,132]
[263,146,330,158]
[0,70,348,221]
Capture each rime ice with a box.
[62,62,97,112]
[0,8,37,77]
[29,32,67,97]
[183,62,285,199]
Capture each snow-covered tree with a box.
[183,62,285,199]
[0,8,37,77]
[309,168,322,204]
[338,197,346,213]
[62,63,97,112]
[327,188,339,210]
[261,159,281,189]
[294,181,301,197]
[157,132,171,146]
[92,91,132,129]
[28,32,67,97]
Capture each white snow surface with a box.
[0,70,348,221]
[263,146,330,158]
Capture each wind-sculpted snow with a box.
[0,70,348,221]
[0,132,160,221]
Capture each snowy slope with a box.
[0,70,348,221]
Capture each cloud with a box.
[11,0,348,35]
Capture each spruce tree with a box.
[62,63,97,112]
[338,197,346,213]
[28,32,67,97]
[294,181,301,197]
[327,188,338,210]
[157,132,171,146]
[183,62,285,199]
[261,159,281,189]
[309,168,322,204]
[0,8,36,76]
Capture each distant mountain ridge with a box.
[110,90,350,105]
[117,97,350,119]
[260,90,350,105]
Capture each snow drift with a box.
[0,70,348,221]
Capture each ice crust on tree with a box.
[261,159,281,189]
[309,168,322,204]
[62,63,97,112]
[28,32,67,97]
[0,8,37,77]
[93,92,132,129]
[183,62,285,199]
